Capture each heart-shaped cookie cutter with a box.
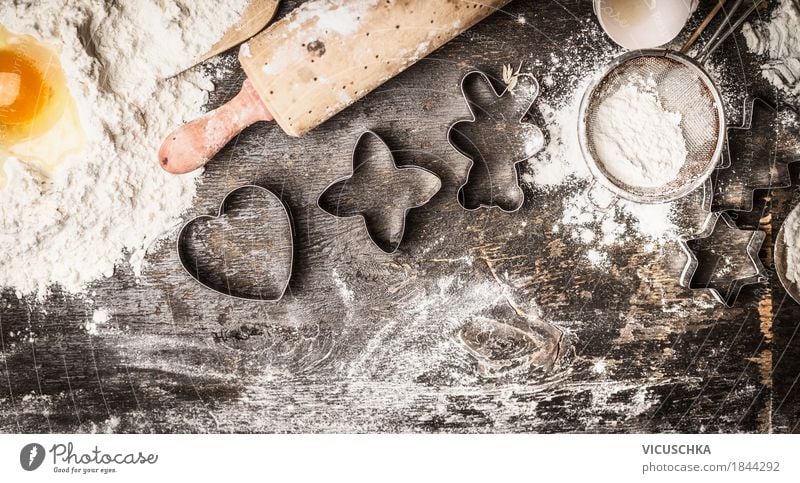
[177,184,294,301]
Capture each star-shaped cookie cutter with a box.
[678,211,768,307]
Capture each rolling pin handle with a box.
[158,79,273,174]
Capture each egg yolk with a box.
[0,26,85,190]
[0,49,53,129]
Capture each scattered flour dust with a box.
[0,0,246,298]
[288,0,379,36]
[523,68,678,268]
[85,308,111,336]
[592,78,687,188]
[559,189,678,268]
[742,0,800,104]
[784,206,800,287]
[522,21,618,188]
[331,268,355,304]
[523,79,591,187]
[255,0,380,77]
[346,275,545,383]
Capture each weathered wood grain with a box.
[1,0,799,433]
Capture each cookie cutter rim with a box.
[316,130,442,254]
[447,69,543,213]
[176,184,294,302]
[775,202,800,305]
[678,211,768,307]
[720,97,777,170]
[713,97,788,212]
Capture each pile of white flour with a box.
[784,206,800,287]
[742,0,800,104]
[0,0,245,298]
[591,79,688,188]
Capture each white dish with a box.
[594,0,698,50]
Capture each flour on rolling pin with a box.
[239,0,511,137]
[159,0,510,174]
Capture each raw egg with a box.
[0,25,84,188]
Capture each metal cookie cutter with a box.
[317,130,441,254]
[678,212,767,307]
[775,201,800,305]
[712,98,794,212]
[447,69,544,212]
[177,185,294,301]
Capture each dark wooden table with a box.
[2,0,799,433]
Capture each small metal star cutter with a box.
[678,212,768,307]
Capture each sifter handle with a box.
[695,0,765,63]
[158,79,273,174]
[681,0,730,54]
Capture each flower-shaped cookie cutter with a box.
[317,131,441,254]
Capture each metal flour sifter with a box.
[579,0,765,204]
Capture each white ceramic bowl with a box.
[594,0,698,50]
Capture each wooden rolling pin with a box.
[159,0,511,174]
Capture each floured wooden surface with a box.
[1,0,799,433]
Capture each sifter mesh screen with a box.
[581,53,723,203]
